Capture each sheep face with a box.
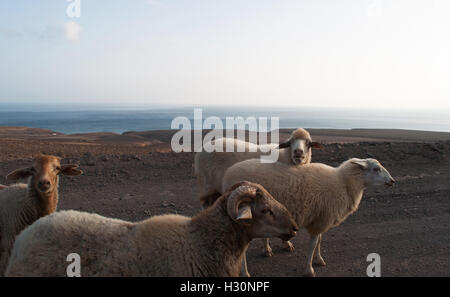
[250,190,299,241]
[6,155,83,194]
[351,158,395,187]
[278,129,322,165]
[226,182,298,241]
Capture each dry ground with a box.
[0,127,449,276]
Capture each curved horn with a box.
[225,181,253,193]
[227,184,257,221]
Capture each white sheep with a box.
[195,128,322,208]
[0,155,82,275]
[5,181,298,277]
[222,158,395,277]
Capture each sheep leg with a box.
[0,237,12,275]
[304,234,319,277]
[0,253,9,275]
[261,238,273,257]
[282,240,295,252]
[313,234,326,266]
[240,253,250,277]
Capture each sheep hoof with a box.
[264,250,273,257]
[313,258,326,266]
[303,269,316,277]
[240,271,251,277]
[285,243,295,253]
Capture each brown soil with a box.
[0,127,449,276]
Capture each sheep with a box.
[5,181,298,277]
[222,158,395,277]
[0,155,83,275]
[195,128,322,208]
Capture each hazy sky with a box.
[1,0,449,110]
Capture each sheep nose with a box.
[38,180,51,190]
[385,178,395,187]
[294,149,303,155]
[39,180,50,186]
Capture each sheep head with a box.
[350,158,395,187]
[225,181,298,241]
[6,155,83,194]
[277,128,322,165]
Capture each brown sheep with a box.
[0,155,83,275]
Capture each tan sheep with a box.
[0,155,82,275]
[5,182,298,277]
[195,128,322,208]
[223,158,395,277]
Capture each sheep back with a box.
[223,159,364,235]
[194,138,286,197]
[5,210,202,277]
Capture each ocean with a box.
[0,105,449,134]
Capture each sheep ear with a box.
[236,204,252,221]
[310,142,323,149]
[227,184,256,221]
[6,167,34,181]
[351,159,368,169]
[277,140,291,149]
[61,164,83,176]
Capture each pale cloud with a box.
[0,27,22,39]
[64,21,81,41]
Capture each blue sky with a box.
[1,0,450,110]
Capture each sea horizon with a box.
[1,104,450,134]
